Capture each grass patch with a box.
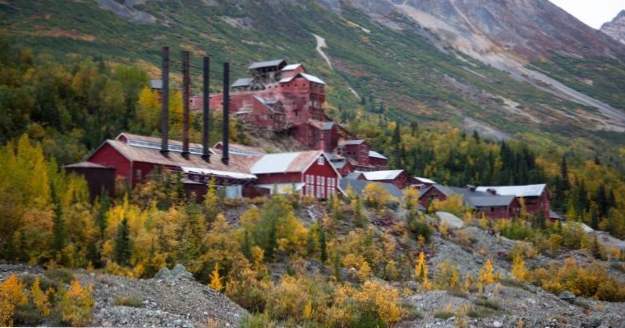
[44,268,75,285]
[434,310,455,320]
[473,297,501,311]
[466,305,495,318]
[114,295,144,308]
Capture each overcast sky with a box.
[549,0,625,29]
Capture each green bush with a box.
[113,295,143,308]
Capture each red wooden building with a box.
[476,184,550,218]
[419,184,520,219]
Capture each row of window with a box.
[305,175,336,199]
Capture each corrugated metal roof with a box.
[369,150,387,160]
[282,64,302,71]
[476,184,547,197]
[250,150,323,174]
[64,161,114,169]
[340,139,365,146]
[340,178,403,198]
[422,184,515,208]
[248,59,286,70]
[90,135,259,180]
[414,176,436,184]
[232,78,254,88]
[361,170,404,181]
[279,73,326,85]
[181,167,256,180]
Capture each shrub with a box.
[59,279,94,326]
[528,258,625,302]
[113,295,143,308]
[241,313,277,328]
[433,260,461,291]
[511,255,528,281]
[407,216,432,243]
[44,268,75,285]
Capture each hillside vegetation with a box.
[0,42,625,326]
[1,0,625,160]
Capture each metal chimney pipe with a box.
[181,50,191,158]
[222,62,230,165]
[202,56,211,161]
[160,46,170,155]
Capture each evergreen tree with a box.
[318,227,327,263]
[51,183,66,255]
[113,217,132,266]
[95,192,110,238]
[391,122,402,168]
[265,220,277,261]
[242,230,252,260]
[595,185,608,217]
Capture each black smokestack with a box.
[181,50,191,158]
[202,56,211,161]
[160,46,170,155]
[222,62,230,165]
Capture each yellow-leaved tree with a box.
[31,277,51,317]
[209,264,224,292]
[60,279,94,326]
[478,259,497,292]
[415,251,431,290]
[511,255,528,282]
[0,274,27,326]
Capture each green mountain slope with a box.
[1,0,624,154]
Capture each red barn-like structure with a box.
[203,59,388,170]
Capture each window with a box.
[319,176,326,199]
[305,175,314,196]
[327,177,335,196]
[135,169,142,180]
[317,156,325,165]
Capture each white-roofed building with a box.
[356,169,413,189]
[250,151,342,199]
[476,184,550,218]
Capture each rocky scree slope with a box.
[0,264,247,328]
[602,11,625,45]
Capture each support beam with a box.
[202,56,211,161]
[182,50,191,158]
[222,62,230,165]
[160,46,170,155]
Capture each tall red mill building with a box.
[202,59,388,170]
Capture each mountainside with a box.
[1,0,625,153]
[602,10,625,45]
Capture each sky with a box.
[549,0,625,29]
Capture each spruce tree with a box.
[392,122,402,168]
[242,230,252,260]
[318,227,327,263]
[96,191,110,238]
[51,183,66,255]
[114,217,132,266]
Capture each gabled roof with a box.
[279,72,326,85]
[414,176,436,184]
[369,150,387,160]
[88,133,259,179]
[421,184,515,208]
[475,184,547,197]
[250,150,326,175]
[232,78,254,88]
[282,64,303,71]
[361,170,404,181]
[248,59,287,70]
[340,178,403,199]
